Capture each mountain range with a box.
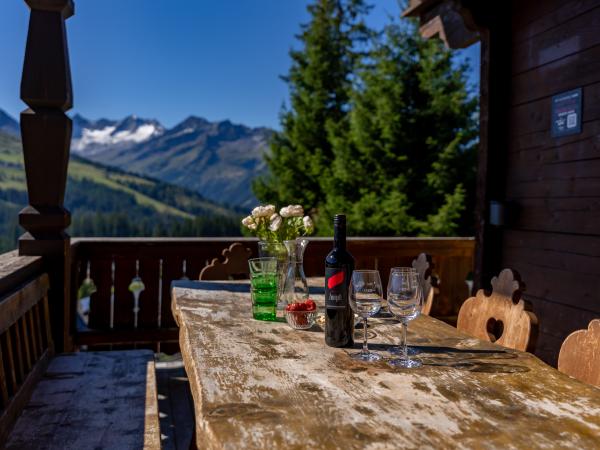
[1,108,271,208]
[70,112,271,208]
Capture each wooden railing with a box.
[69,237,475,352]
[0,252,53,443]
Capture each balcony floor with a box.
[156,356,195,450]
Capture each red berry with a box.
[295,314,308,326]
[305,299,316,311]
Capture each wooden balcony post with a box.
[18,0,75,352]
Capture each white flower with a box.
[252,205,276,218]
[247,222,257,230]
[280,204,304,218]
[303,216,314,232]
[269,214,282,231]
[241,215,254,227]
[289,205,304,217]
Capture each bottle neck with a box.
[334,225,346,250]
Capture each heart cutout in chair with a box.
[486,317,504,342]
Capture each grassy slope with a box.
[0,132,238,220]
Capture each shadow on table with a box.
[172,280,250,293]
[415,346,528,373]
[173,281,326,296]
[309,286,325,296]
[351,342,530,374]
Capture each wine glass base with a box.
[389,346,419,356]
[388,358,423,369]
[352,351,382,362]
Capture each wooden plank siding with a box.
[512,0,600,45]
[503,0,600,365]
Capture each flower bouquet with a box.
[241,204,314,241]
[242,204,314,309]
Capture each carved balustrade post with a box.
[19,0,75,351]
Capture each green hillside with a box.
[0,132,242,252]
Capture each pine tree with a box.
[253,0,370,209]
[324,19,478,236]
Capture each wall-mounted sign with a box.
[551,88,582,137]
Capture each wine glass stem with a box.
[363,317,369,354]
[401,322,408,359]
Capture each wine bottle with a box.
[325,214,355,347]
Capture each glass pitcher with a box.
[282,238,309,305]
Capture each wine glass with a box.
[349,270,383,362]
[387,267,423,368]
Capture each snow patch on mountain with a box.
[73,126,116,150]
[71,115,164,156]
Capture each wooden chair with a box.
[558,320,600,387]
[456,269,537,351]
[199,242,252,280]
[411,253,439,316]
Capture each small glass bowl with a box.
[284,310,318,330]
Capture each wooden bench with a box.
[0,274,161,449]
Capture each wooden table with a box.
[172,280,600,449]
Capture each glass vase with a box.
[282,238,309,305]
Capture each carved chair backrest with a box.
[411,253,438,316]
[558,319,600,387]
[0,274,53,443]
[199,243,252,281]
[456,269,537,351]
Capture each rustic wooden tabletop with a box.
[171,280,600,450]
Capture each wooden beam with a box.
[404,0,480,49]
[18,0,75,352]
[144,361,162,450]
[0,275,49,337]
[0,252,43,299]
[469,4,513,291]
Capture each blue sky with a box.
[0,1,479,129]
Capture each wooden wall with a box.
[503,0,600,365]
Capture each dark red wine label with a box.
[325,267,347,309]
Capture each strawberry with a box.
[295,313,308,327]
[305,299,317,311]
[297,302,308,311]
